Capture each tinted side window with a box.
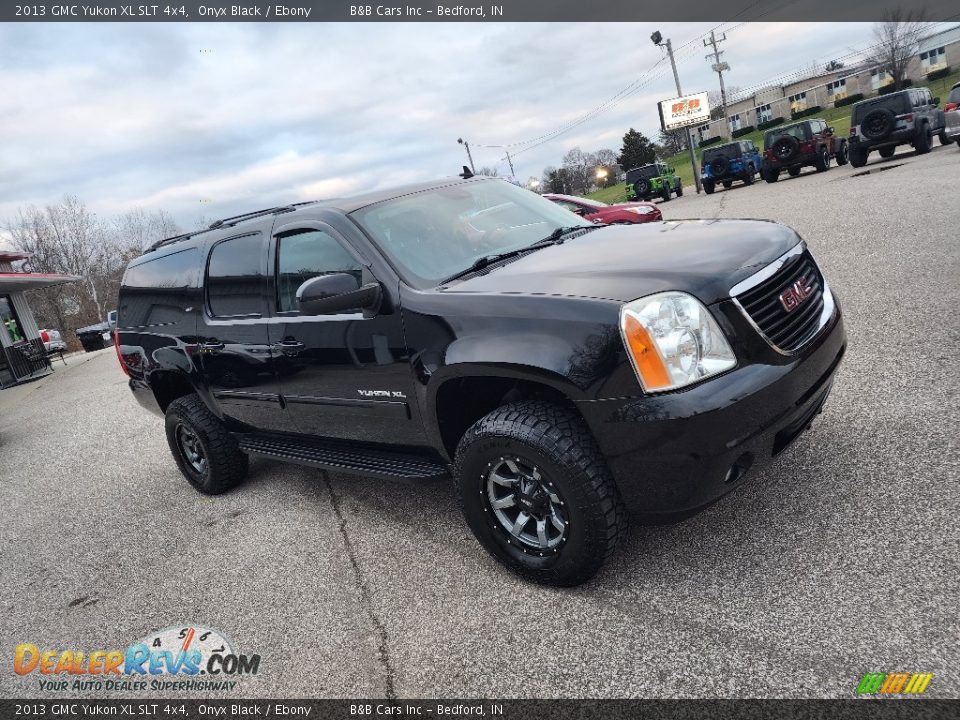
[276,230,362,313]
[206,234,265,317]
[119,248,199,328]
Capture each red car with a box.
[543,193,662,224]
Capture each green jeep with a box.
[626,162,682,202]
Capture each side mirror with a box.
[828,127,835,134]
[296,274,382,316]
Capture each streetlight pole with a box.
[653,33,702,194]
[457,138,476,174]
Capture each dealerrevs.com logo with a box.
[14,625,260,692]
[856,672,933,696]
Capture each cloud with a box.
[0,20,887,231]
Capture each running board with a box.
[235,433,450,481]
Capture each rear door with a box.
[197,221,286,431]
[265,220,422,444]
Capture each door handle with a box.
[274,340,306,354]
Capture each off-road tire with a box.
[454,401,627,587]
[634,179,650,197]
[165,395,248,495]
[849,146,868,168]
[788,166,802,177]
[660,183,671,202]
[743,165,755,185]
[761,166,779,183]
[814,146,830,172]
[722,180,733,189]
[915,123,933,154]
[772,134,800,162]
[861,108,894,141]
[940,130,955,145]
[834,143,849,166]
[703,180,715,194]
[676,182,683,196]
[878,146,896,159]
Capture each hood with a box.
[444,219,801,306]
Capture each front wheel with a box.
[454,402,627,587]
[849,146,868,168]
[761,166,779,183]
[703,180,715,194]
[660,184,671,202]
[722,180,733,189]
[834,144,849,166]
[788,167,802,177]
[743,165,755,185]
[939,130,954,145]
[165,395,249,495]
[676,182,683,196]
[915,124,933,154]
[814,146,831,172]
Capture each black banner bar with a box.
[1,700,958,720]
[3,0,959,23]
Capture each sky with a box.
[0,20,901,244]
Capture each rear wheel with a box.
[938,130,953,145]
[454,401,627,587]
[849,146,868,168]
[676,181,683,196]
[660,183,671,202]
[165,396,248,495]
[878,146,896,158]
[915,123,933,154]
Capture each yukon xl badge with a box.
[779,277,814,312]
[358,389,407,399]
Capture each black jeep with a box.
[848,87,947,167]
[116,177,845,586]
[761,119,849,182]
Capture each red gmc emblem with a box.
[779,277,814,312]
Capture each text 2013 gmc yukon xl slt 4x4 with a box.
[116,178,846,586]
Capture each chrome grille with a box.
[734,250,825,353]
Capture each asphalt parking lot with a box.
[1,143,958,700]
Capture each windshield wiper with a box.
[440,225,598,285]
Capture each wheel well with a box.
[435,377,576,458]
[151,371,196,413]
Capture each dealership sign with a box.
[658,92,711,130]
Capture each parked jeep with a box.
[700,140,761,194]
[625,162,682,202]
[116,177,845,586]
[848,87,948,167]
[761,119,848,182]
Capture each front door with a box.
[197,223,286,432]
[266,222,421,445]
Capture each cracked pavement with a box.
[1,144,958,699]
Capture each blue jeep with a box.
[700,140,762,193]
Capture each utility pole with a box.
[504,149,516,180]
[457,138,476,174]
[704,30,730,123]
[652,32,702,194]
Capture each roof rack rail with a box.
[208,205,297,229]
[146,202,313,253]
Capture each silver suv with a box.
[848,87,946,167]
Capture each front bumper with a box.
[577,301,846,515]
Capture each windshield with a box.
[352,179,592,288]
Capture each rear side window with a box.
[276,230,362,313]
[119,248,199,328]
[206,234,265,317]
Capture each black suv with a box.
[116,178,846,586]
[761,119,849,182]
[848,87,947,167]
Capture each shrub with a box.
[758,117,785,131]
[791,105,823,120]
[834,93,864,108]
[879,79,913,94]
[927,66,951,82]
[698,136,722,148]
[732,125,755,138]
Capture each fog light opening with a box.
[724,453,754,485]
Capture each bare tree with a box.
[475,166,499,177]
[657,128,688,155]
[866,10,931,91]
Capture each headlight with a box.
[620,291,736,392]
[627,206,656,215]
